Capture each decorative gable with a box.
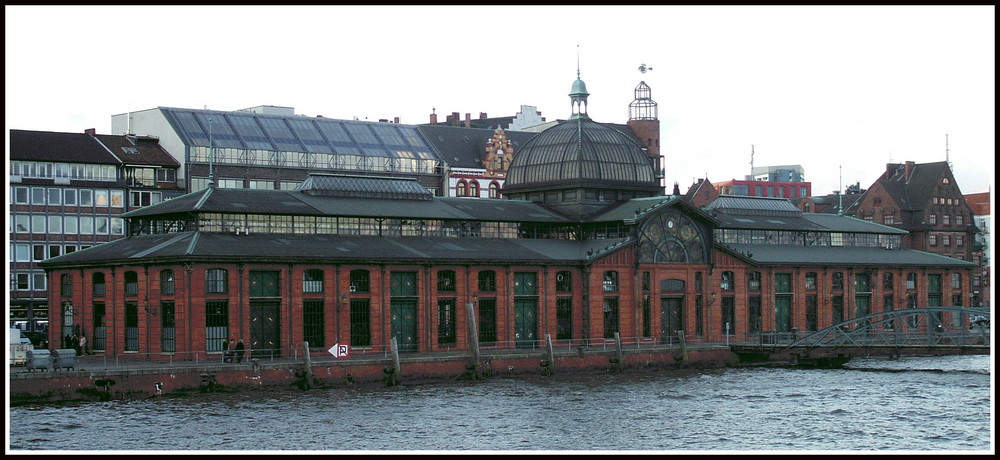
[482,128,515,178]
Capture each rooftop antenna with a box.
[638,63,653,74]
[750,144,755,177]
[945,133,950,161]
[946,133,953,172]
[838,164,844,215]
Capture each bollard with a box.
[613,332,624,373]
[545,333,555,375]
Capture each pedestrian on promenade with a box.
[223,338,234,363]
[235,339,245,363]
[79,335,87,355]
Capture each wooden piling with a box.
[391,337,401,376]
[301,341,313,390]
[466,301,481,376]
[614,332,624,373]
[677,330,689,363]
[545,333,555,374]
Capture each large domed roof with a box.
[504,118,659,194]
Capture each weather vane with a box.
[638,63,653,74]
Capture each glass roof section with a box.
[296,173,433,200]
[162,108,440,162]
[506,119,657,189]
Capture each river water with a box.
[6,354,993,453]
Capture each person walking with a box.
[234,339,245,363]
[78,335,87,355]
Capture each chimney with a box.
[451,112,460,126]
[430,112,438,124]
[465,113,471,128]
[904,161,915,182]
[394,117,400,124]
[479,112,487,119]
[84,128,96,136]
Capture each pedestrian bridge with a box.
[777,306,991,353]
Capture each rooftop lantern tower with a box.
[569,48,590,120]
[627,63,664,193]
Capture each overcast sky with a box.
[5,5,995,197]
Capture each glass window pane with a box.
[287,119,334,154]
[227,114,274,150]
[258,117,303,151]
[344,123,379,144]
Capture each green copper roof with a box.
[570,78,589,97]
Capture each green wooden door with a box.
[391,299,418,353]
[250,300,280,358]
[775,295,792,332]
[660,297,683,340]
[514,299,537,349]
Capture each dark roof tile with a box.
[9,129,121,164]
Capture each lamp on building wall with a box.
[707,292,717,306]
[61,300,74,315]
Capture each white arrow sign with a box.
[328,343,349,358]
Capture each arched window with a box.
[206,269,228,294]
[555,271,572,292]
[124,271,138,296]
[456,180,467,197]
[468,180,480,197]
[603,271,619,292]
[882,272,894,291]
[478,270,496,292]
[60,274,73,297]
[748,271,761,292]
[437,270,456,292]
[160,269,175,296]
[489,181,501,198]
[303,269,324,293]
[832,272,844,290]
[721,271,735,291]
[349,269,369,293]
[93,273,106,297]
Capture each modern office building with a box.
[9,129,182,337]
[716,164,812,200]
